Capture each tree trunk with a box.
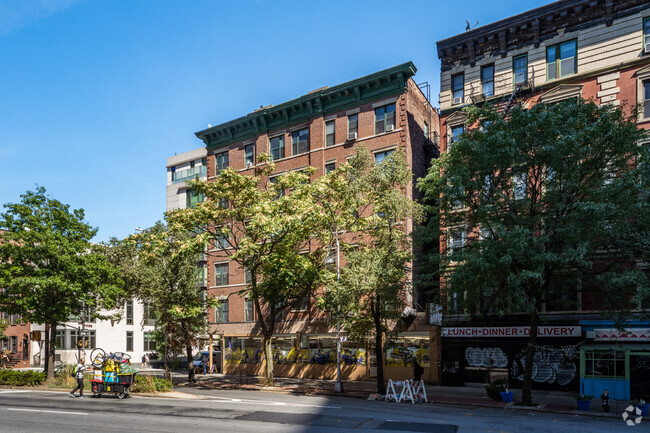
[186,342,195,383]
[373,296,386,395]
[46,322,56,380]
[43,325,49,375]
[521,312,539,406]
[262,334,274,386]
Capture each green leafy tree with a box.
[0,187,124,379]
[118,221,216,384]
[417,100,650,405]
[322,148,423,395]
[167,156,328,385]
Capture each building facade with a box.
[436,0,650,399]
[190,62,440,382]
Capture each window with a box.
[186,189,204,208]
[545,274,578,312]
[643,80,650,119]
[275,303,286,321]
[643,17,650,54]
[452,73,464,103]
[293,296,309,312]
[269,176,284,198]
[291,128,309,155]
[481,65,494,97]
[244,144,255,168]
[215,232,229,250]
[547,40,576,80]
[513,54,528,86]
[244,267,252,284]
[423,122,430,145]
[143,331,156,352]
[513,173,527,199]
[325,162,336,174]
[448,229,466,254]
[348,114,358,137]
[245,299,254,322]
[143,304,157,325]
[126,331,133,352]
[215,151,229,175]
[374,149,394,164]
[202,157,207,166]
[325,251,336,272]
[215,300,229,323]
[126,300,133,325]
[55,330,65,349]
[214,263,229,286]
[190,160,195,169]
[450,125,464,147]
[270,135,285,160]
[374,104,396,134]
[325,120,336,147]
[583,349,626,380]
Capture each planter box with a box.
[577,400,591,411]
[500,391,513,402]
[636,404,648,416]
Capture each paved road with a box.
[0,389,637,432]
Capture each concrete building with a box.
[189,62,439,382]
[166,147,208,212]
[436,0,650,399]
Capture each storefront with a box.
[441,325,582,390]
[579,321,650,400]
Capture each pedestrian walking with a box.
[201,354,208,375]
[141,353,148,368]
[412,358,424,382]
[69,358,87,398]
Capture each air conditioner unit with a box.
[516,80,534,91]
[386,124,395,132]
[246,162,253,168]
[453,96,463,105]
[347,132,357,141]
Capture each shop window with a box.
[583,349,626,379]
[386,335,430,367]
[272,336,297,364]
[300,334,337,364]
[224,337,261,364]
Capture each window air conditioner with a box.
[347,132,358,141]
[246,162,253,168]
[386,124,395,132]
[453,96,463,105]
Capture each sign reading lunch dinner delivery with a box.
[442,326,581,338]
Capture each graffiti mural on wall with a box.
[510,344,579,386]
[465,347,509,368]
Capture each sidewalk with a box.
[176,373,632,419]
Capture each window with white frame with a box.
[374,149,395,164]
[244,144,255,167]
[644,17,650,54]
[449,125,464,148]
[348,114,358,137]
[481,65,494,97]
[325,162,336,174]
[513,54,528,86]
[448,229,466,254]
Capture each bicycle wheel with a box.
[90,348,106,368]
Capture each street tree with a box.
[417,100,650,405]
[167,156,328,385]
[323,148,423,395]
[0,187,124,379]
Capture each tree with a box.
[322,148,423,395]
[167,156,328,385]
[417,100,650,405]
[111,221,216,383]
[0,187,124,379]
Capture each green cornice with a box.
[196,62,417,151]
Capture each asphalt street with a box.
[0,389,640,432]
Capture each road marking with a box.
[275,402,286,405]
[6,408,88,416]
[0,390,30,394]
[231,398,241,402]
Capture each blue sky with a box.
[0,0,549,242]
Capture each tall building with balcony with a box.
[189,62,439,382]
[166,148,209,212]
[436,0,650,398]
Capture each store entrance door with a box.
[630,352,650,400]
[441,346,464,386]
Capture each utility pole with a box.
[80,300,86,362]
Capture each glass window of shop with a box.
[224,337,262,364]
[299,334,367,365]
[272,336,297,364]
[583,348,627,380]
[386,335,430,367]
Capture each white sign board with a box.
[442,326,581,338]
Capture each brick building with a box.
[0,312,30,368]
[189,62,440,382]
[436,0,650,398]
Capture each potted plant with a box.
[635,399,648,416]
[484,378,507,400]
[577,394,593,411]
